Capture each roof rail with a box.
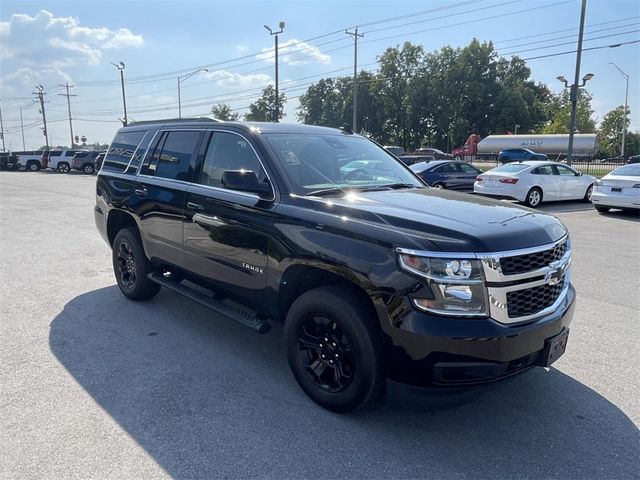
[127,116,223,126]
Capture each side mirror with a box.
[221,170,272,198]
[576,172,583,176]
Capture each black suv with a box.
[95,119,575,412]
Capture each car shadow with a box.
[49,286,639,479]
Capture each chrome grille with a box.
[500,240,567,276]
[506,278,565,318]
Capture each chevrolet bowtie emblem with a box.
[545,259,566,286]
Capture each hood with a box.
[296,188,567,253]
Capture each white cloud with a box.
[204,69,272,88]
[236,44,249,52]
[257,38,331,65]
[0,10,143,69]
[0,66,71,91]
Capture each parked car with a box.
[96,119,575,412]
[383,145,405,157]
[0,153,20,171]
[626,155,640,164]
[498,148,547,163]
[13,151,45,171]
[474,161,595,208]
[339,159,396,181]
[95,152,106,172]
[398,154,434,166]
[591,163,640,213]
[41,150,79,173]
[598,157,625,164]
[413,147,454,160]
[72,151,103,174]
[410,160,482,191]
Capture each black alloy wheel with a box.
[111,227,160,300]
[297,315,354,393]
[284,285,384,412]
[116,240,137,289]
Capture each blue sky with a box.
[1,0,638,150]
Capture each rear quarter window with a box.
[103,130,148,173]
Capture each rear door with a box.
[530,164,559,200]
[135,130,203,267]
[183,130,277,307]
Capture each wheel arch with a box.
[276,262,381,327]
[106,209,139,246]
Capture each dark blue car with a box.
[498,148,547,163]
[410,160,482,191]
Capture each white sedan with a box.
[591,163,640,213]
[474,161,596,208]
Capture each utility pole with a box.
[34,85,49,150]
[58,83,77,149]
[609,62,629,158]
[177,69,208,119]
[566,0,588,166]
[19,105,26,151]
[0,101,5,152]
[346,27,364,133]
[111,62,128,126]
[264,22,285,122]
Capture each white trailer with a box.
[477,134,599,155]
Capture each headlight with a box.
[398,253,488,317]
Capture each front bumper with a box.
[383,283,575,387]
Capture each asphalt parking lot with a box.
[1,171,638,479]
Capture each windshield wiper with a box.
[305,187,348,197]
[357,183,419,191]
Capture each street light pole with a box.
[514,124,520,134]
[264,21,285,122]
[565,0,588,166]
[19,105,26,151]
[0,101,5,152]
[111,62,128,126]
[609,62,629,158]
[346,27,364,133]
[177,68,208,119]
[58,82,77,149]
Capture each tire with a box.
[284,285,385,413]
[524,187,543,208]
[57,162,70,173]
[83,163,95,174]
[112,227,161,301]
[583,184,593,202]
[594,205,610,213]
[432,182,445,189]
[454,156,462,160]
[27,161,40,172]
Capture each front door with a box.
[554,164,582,199]
[182,130,277,307]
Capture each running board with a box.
[148,273,271,333]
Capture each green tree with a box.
[542,89,596,134]
[244,85,286,122]
[597,105,631,157]
[210,104,239,121]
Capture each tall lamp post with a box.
[557,73,594,165]
[609,62,629,158]
[178,69,208,119]
[111,62,128,126]
[264,21,285,122]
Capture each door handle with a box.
[134,187,148,197]
[187,202,205,211]
[193,213,226,227]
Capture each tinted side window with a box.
[124,131,152,174]
[104,130,147,173]
[146,131,201,180]
[434,163,456,174]
[198,132,265,188]
[532,165,553,175]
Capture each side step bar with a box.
[148,273,271,334]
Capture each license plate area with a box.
[542,329,569,367]
[611,186,622,192]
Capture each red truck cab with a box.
[452,134,481,159]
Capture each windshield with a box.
[263,134,423,195]
[488,164,530,173]
[610,164,640,176]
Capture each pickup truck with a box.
[95,119,575,412]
